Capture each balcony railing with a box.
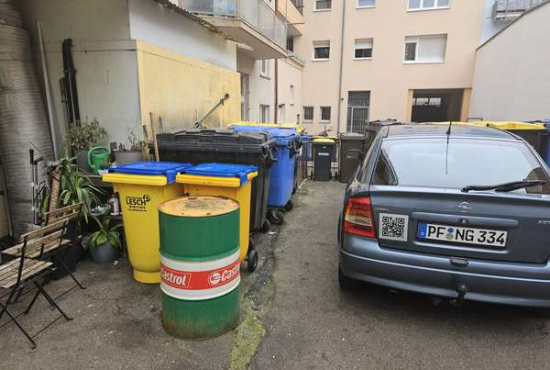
[177,0,287,50]
[492,0,548,20]
[291,0,304,14]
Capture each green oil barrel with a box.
[158,196,241,339]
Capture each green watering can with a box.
[88,146,110,174]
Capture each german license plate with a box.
[417,223,507,248]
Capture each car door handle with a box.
[411,212,519,228]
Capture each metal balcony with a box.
[492,0,548,21]
[175,0,288,59]
[291,0,304,14]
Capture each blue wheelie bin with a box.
[232,126,301,225]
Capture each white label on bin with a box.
[318,153,330,156]
[160,249,240,301]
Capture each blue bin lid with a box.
[233,126,299,146]
[183,163,258,185]
[109,161,192,184]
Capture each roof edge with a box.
[478,0,550,50]
[150,0,236,41]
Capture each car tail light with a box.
[344,197,376,238]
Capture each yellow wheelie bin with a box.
[480,122,548,158]
[103,162,192,283]
[176,163,259,272]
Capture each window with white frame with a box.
[354,39,373,59]
[408,0,450,11]
[313,41,330,60]
[260,105,270,123]
[314,0,332,11]
[357,0,375,8]
[404,35,447,63]
[260,60,270,77]
[320,106,331,122]
[303,106,314,122]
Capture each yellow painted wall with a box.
[136,41,241,132]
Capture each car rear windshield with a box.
[371,138,550,194]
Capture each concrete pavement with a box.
[251,181,550,370]
[2,181,550,370]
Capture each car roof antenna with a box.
[446,121,453,137]
[445,121,452,175]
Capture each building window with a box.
[354,39,373,59]
[260,60,270,77]
[320,106,331,122]
[408,0,450,11]
[260,105,270,123]
[313,41,330,61]
[303,106,314,122]
[357,0,375,8]
[414,97,442,107]
[404,35,447,63]
[347,92,371,134]
[287,37,294,52]
[314,0,332,11]
[290,85,295,105]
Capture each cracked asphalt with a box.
[252,181,550,370]
[2,180,550,370]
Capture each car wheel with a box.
[338,267,361,289]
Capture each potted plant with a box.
[114,129,146,165]
[58,155,104,223]
[88,216,122,263]
[67,119,108,171]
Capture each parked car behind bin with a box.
[338,124,550,307]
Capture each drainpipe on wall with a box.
[274,58,279,123]
[336,0,347,134]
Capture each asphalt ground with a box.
[2,180,549,370]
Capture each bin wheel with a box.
[247,249,259,272]
[269,210,285,225]
[284,200,294,212]
[260,219,271,233]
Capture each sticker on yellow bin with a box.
[102,161,192,284]
[176,163,259,272]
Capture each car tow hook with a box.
[451,283,468,307]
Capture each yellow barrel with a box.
[176,163,258,268]
[102,162,191,283]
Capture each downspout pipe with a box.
[336,0,346,134]
[274,58,279,123]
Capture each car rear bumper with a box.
[340,235,550,307]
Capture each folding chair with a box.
[0,220,73,348]
[2,203,86,290]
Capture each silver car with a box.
[338,124,550,307]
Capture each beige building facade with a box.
[293,0,484,134]
[470,1,550,121]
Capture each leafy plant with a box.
[68,119,108,151]
[89,216,123,250]
[58,154,104,222]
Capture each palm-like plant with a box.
[58,154,103,222]
[89,216,123,249]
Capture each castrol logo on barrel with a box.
[161,266,191,289]
[160,251,241,300]
[208,264,239,287]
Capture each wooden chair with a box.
[2,203,86,290]
[0,220,73,348]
